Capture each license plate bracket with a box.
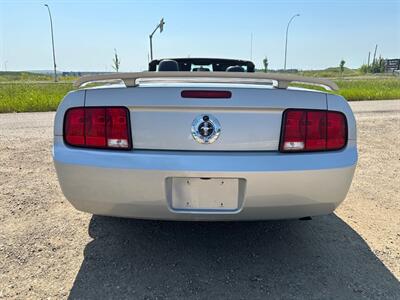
[170,177,239,211]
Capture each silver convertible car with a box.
[53,58,357,221]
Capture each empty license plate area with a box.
[170,178,239,211]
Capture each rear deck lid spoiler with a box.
[73,71,339,91]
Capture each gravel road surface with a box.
[0,100,399,299]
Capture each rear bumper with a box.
[53,137,357,221]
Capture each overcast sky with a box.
[1,0,399,72]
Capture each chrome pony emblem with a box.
[191,114,221,144]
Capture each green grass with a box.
[0,71,77,82]
[292,78,400,101]
[0,71,77,113]
[258,67,362,77]
[336,78,400,100]
[0,72,399,113]
[299,67,361,78]
[0,71,53,82]
[0,82,73,113]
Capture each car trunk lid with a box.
[84,84,327,151]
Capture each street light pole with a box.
[44,4,57,82]
[149,33,154,61]
[284,13,300,71]
[149,18,165,61]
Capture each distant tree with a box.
[263,57,269,72]
[339,59,345,75]
[371,55,385,73]
[360,55,385,74]
[360,64,369,74]
[112,49,121,72]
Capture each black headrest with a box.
[226,65,245,72]
[158,60,179,71]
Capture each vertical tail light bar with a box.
[280,109,347,152]
[64,107,131,150]
[85,108,106,147]
[281,110,307,151]
[106,108,130,148]
[326,111,347,150]
[64,108,85,146]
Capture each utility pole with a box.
[250,33,253,61]
[373,44,378,65]
[149,18,165,61]
[44,4,57,82]
[367,51,371,67]
[284,13,300,71]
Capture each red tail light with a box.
[64,107,131,150]
[181,90,232,98]
[64,108,85,146]
[85,108,106,147]
[280,109,347,152]
[106,108,130,148]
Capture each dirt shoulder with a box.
[0,101,399,299]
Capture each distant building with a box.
[62,72,82,77]
[384,59,400,73]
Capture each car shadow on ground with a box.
[68,214,400,299]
